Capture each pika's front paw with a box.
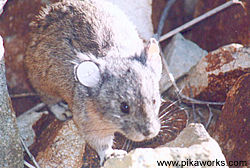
[49,102,72,121]
[100,149,127,166]
[105,149,127,160]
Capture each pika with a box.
[25,0,162,164]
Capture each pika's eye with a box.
[120,102,130,114]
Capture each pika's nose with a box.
[142,130,151,137]
[143,120,161,139]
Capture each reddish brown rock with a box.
[167,44,250,103]
[152,0,196,48]
[152,0,197,35]
[211,73,250,165]
[187,0,250,51]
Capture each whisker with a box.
[160,107,186,121]
[174,119,187,122]
[162,129,175,134]
[159,100,179,115]
[161,116,174,122]
[161,126,180,131]
[161,125,172,129]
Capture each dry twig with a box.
[10,92,37,98]
[205,104,213,129]
[156,0,176,40]
[24,103,46,114]
[20,137,41,168]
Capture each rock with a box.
[160,33,208,92]
[187,0,250,51]
[166,44,250,102]
[151,0,195,39]
[104,123,228,168]
[17,109,87,168]
[34,120,85,168]
[0,0,7,15]
[183,0,198,17]
[0,35,23,168]
[17,109,49,147]
[211,73,250,165]
[106,0,153,40]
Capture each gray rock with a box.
[0,35,23,168]
[160,33,208,93]
[106,0,153,40]
[104,123,228,168]
[17,110,49,147]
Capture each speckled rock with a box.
[166,44,250,102]
[211,73,250,165]
[0,35,23,168]
[35,120,85,168]
[104,123,228,168]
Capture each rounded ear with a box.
[75,61,101,88]
[146,38,162,80]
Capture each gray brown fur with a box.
[25,0,162,164]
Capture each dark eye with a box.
[152,99,156,104]
[120,102,130,114]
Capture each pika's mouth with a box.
[123,132,147,142]
[120,123,161,142]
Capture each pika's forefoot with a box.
[99,148,127,166]
[49,102,73,121]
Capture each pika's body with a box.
[25,0,162,164]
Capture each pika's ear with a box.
[74,61,101,88]
[146,38,162,80]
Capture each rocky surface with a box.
[0,35,23,168]
[106,0,153,41]
[0,0,7,15]
[211,73,250,165]
[151,0,196,42]
[34,120,85,168]
[104,123,228,168]
[17,108,49,147]
[160,33,208,92]
[166,44,250,102]
[187,0,250,51]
